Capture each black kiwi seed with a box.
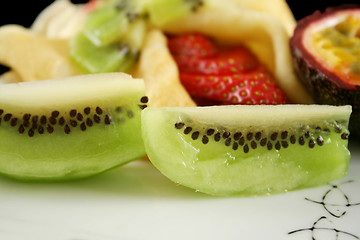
[70,120,77,127]
[341,133,349,140]
[202,135,209,144]
[23,121,30,128]
[246,132,253,140]
[40,115,47,124]
[335,126,342,133]
[28,129,34,137]
[10,118,17,126]
[232,142,238,150]
[0,109,3,115]
[305,131,310,138]
[64,125,71,134]
[80,122,86,131]
[84,107,91,115]
[309,139,315,148]
[23,114,31,121]
[191,131,199,140]
[267,141,273,150]
[51,111,59,118]
[77,113,84,121]
[138,104,147,110]
[184,126,192,134]
[94,114,101,123]
[86,118,93,127]
[281,141,288,148]
[207,128,215,136]
[140,96,149,103]
[243,144,249,153]
[317,136,324,146]
[4,113,12,121]
[70,109,77,117]
[270,132,278,141]
[275,141,281,150]
[32,115,38,122]
[225,138,232,146]
[175,122,185,129]
[250,141,257,149]
[38,126,44,134]
[206,128,215,136]
[47,125,54,133]
[104,115,111,125]
[58,117,65,126]
[281,131,288,139]
[255,132,262,141]
[49,117,56,125]
[290,135,296,144]
[299,136,305,145]
[239,136,245,146]
[260,138,267,146]
[18,125,25,134]
[32,122,38,130]
[96,107,103,115]
[214,132,221,141]
[223,131,231,139]
[233,132,242,140]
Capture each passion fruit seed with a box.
[0,96,148,137]
[174,121,348,153]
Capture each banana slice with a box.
[0,25,81,82]
[134,29,196,107]
[31,0,86,39]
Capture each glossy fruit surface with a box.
[0,73,147,181]
[290,5,360,136]
[168,33,289,105]
[142,105,351,196]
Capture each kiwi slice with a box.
[70,0,205,74]
[0,73,147,181]
[70,32,139,74]
[83,0,148,47]
[147,0,204,26]
[142,105,352,196]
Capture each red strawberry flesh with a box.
[168,33,290,105]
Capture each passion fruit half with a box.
[290,5,360,137]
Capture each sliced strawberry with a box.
[167,33,217,58]
[168,33,290,105]
[180,66,289,105]
[176,47,259,75]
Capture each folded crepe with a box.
[135,0,313,107]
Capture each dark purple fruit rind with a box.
[291,51,360,136]
[290,5,360,137]
[290,5,360,90]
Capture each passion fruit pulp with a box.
[290,5,360,137]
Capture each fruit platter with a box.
[0,0,359,239]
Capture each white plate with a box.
[0,141,359,240]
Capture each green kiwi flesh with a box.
[142,105,351,196]
[147,0,204,26]
[0,73,147,181]
[70,0,204,74]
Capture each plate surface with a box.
[0,141,359,240]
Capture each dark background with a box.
[0,0,359,28]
